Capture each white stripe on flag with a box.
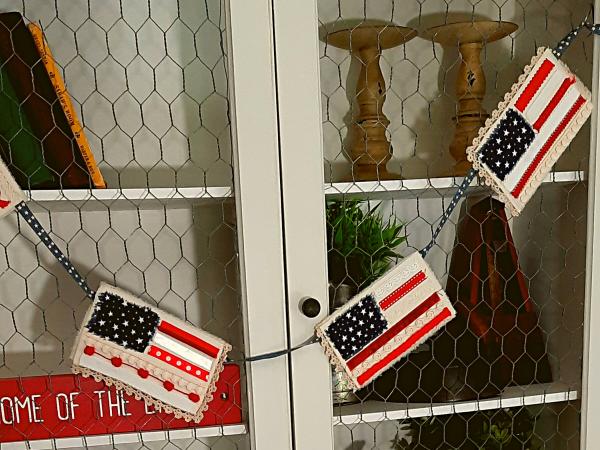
[153,331,214,371]
[522,66,564,124]
[352,299,448,384]
[504,86,581,192]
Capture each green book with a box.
[0,64,56,188]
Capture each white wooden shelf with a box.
[0,424,247,449]
[25,171,585,204]
[27,186,233,203]
[333,383,578,426]
[325,171,585,199]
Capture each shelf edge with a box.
[0,424,248,449]
[333,389,579,426]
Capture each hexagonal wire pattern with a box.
[0,0,247,449]
[320,0,591,448]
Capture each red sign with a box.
[0,365,242,444]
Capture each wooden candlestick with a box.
[424,21,517,175]
[326,22,417,181]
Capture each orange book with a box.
[28,23,106,188]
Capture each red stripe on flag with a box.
[512,95,585,198]
[149,345,210,381]
[515,59,555,112]
[158,321,220,358]
[379,271,427,311]
[347,292,441,371]
[356,307,452,386]
[532,77,575,131]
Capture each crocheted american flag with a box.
[71,283,231,422]
[316,252,455,391]
[469,48,592,215]
[0,154,25,220]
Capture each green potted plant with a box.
[391,407,543,450]
[326,199,406,307]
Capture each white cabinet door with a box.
[581,2,600,447]
[271,1,336,449]
[227,1,294,448]
[272,1,600,449]
[0,0,293,449]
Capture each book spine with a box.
[0,12,91,189]
[28,23,106,189]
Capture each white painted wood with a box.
[20,170,582,205]
[271,1,335,450]
[335,384,578,426]
[0,425,248,449]
[582,6,600,448]
[325,171,584,199]
[225,1,293,449]
[27,187,233,203]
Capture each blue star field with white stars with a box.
[479,108,535,180]
[325,295,387,361]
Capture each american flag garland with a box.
[0,151,26,219]
[71,283,231,423]
[0,35,594,410]
[467,47,593,216]
[316,252,456,391]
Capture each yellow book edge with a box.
[28,23,107,189]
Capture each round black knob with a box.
[300,297,321,318]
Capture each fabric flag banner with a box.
[0,151,26,219]
[71,283,231,423]
[468,47,592,216]
[316,252,455,391]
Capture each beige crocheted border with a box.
[72,340,230,423]
[466,47,593,216]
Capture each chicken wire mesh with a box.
[0,1,248,449]
[319,0,591,449]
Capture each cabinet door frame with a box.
[271,1,336,449]
[226,1,294,448]
[582,5,600,447]
[270,2,600,449]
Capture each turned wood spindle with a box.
[424,21,518,175]
[326,22,417,181]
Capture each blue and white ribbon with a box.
[16,202,95,300]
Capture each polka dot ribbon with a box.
[16,202,96,300]
[419,168,477,258]
[553,22,600,59]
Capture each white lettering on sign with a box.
[0,395,44,424]
[0,397,14,425]
[94,390,105,417]
[144,402,157,415]
[30,394,44,423]
[55,392,80,421]
[94,390,132,418]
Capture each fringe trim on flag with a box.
[72,342,230,423]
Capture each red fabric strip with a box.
[512,95,585,198]
[356,307,452,386]
[158,321,220,358]
[379,271,427,311]
[84,345,193,395]
[149,345,210,381]
[347,292,441,371]
[515,59,555,112]
[532,77,575,131]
